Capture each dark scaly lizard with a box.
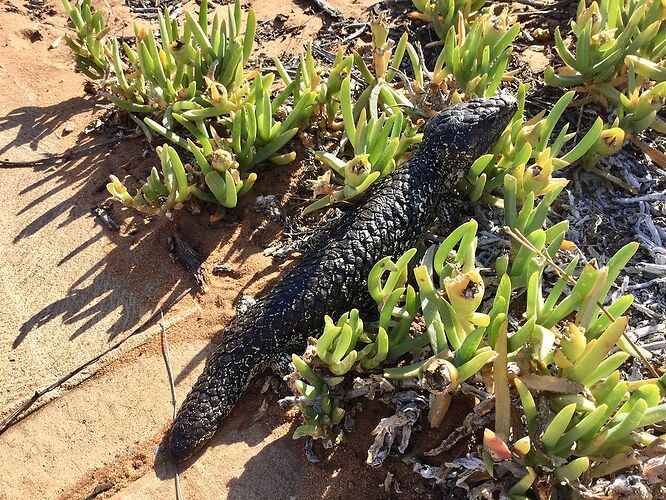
[169,95,517,462]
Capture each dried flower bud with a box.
[560,322,587,362]
[370,15,390,50]
[211,149,237,172]
[421,359,459,395]
[595,127,625,155]
[344,155,372,189]
[444,269,484,316]
[308,170,335,197]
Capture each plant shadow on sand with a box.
[6,135,199,348]
[0,96,96,158]
[1,97,217,349]
[2,92,307,412]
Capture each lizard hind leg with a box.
[269,351,295,379]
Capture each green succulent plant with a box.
[290,219,500,438]
[579,60,666,167]
[464,85,603,205]
[510,329,664,483]
[62,0,110,79]
[482,212,662,493]
[430,10,520,101]
[106,142,257,214]
[542,0,666,170]
[545,0,665,88]
[304,12,523,214]
[289,178,664,495]
[410,0,488,40]
[145,71,316,170]
[597,59,666,135]
[351,16,423,107]
[108,0,255,113]
[303,103,423,214]
[62,0,322,215]
[301,18,431,214]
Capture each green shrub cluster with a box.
[289,180,664,494]
[63,0,317,215]
[546,0,666,165]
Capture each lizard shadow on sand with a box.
[215,395,470,500]
[152,382,302,494]
[152,388,310,499]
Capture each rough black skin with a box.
[169,95,518,462]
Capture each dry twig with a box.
[160,319,183,500]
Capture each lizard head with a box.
[420,95,518,182]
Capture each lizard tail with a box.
[169,328,269,462]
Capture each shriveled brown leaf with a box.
[608,475,653,499]
[445,457,490,490]
[483,429,512,461]
[643,455,666,485]
[630,135,666,171]
[642,436,666,458]
[367,395,424,467]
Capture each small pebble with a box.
[49,36,62,49]
[212,263,234,276]
[62,121,75,135]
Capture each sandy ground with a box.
[0,0,445,498]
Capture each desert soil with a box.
[0,0,449,498]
